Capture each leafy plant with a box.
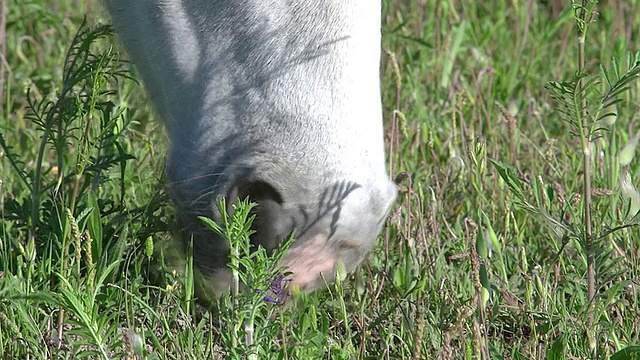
[200,198,295,359]
[0,18,138,359]
[492,1,640,357]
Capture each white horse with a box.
[105,0,397,296]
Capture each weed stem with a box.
[577,0,595,328]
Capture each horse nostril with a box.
[235,180,294,252]
[236,180,283,206]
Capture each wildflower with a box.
[255,273,291,305]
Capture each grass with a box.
[1,0,640,358]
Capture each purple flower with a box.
[255,273,291,305]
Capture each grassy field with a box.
[1,0,640,359]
